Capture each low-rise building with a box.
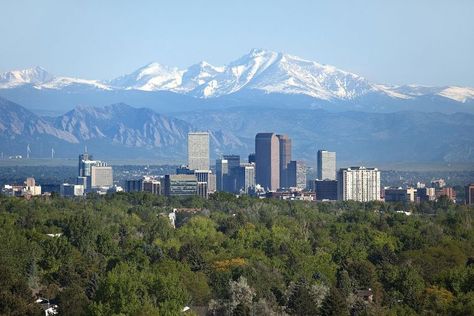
[311,179,338,201]
[435,187,456,202]
[60,184,84,197]
[384,187,416,203]
[417,187,436,202]
[266,189,316,201]
[164,174,198,197]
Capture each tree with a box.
[229,276,256,313]
[320,287,348,316]
[286,279,324,315]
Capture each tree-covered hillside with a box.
[0,193,473,315]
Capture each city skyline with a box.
[0,2,473,315]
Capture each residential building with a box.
[338,167,381,202]
[435,187,456,202]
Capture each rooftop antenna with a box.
[51,148,55,159]
[84,145,88,154]
[26,144,31,159]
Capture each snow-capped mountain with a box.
[0,66,108,90]
[1,49,473,105]
[108,62,182,91]
[0,66,54,88]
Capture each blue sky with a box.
[0,0,473,86]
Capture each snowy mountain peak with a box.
[1,50,473,104]
[109,62,183,91]
[0,66,55,88]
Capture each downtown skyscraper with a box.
[255,133,280,191]
[187,132,210,171]
[317,150,336,180]
[277,134,292,188]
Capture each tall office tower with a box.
[223,155,240,192]
[216,158,229,191]
[317,150,336,180]
[78,153,93,176]
[465,184,474,205]
[236,163,256,194]
[255,133,280,191]
[188,132,210,171]
[277,134,292,188]
[90,163,113,188]
[337,167,381,202]
[287,160,306,189]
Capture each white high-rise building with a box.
[338,167,381,202]
[188,132,210,171]
[317,150,336,180]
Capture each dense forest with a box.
[0,193,473,315]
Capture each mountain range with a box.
[0,97,248,161]
[1,96,473,164]
[0,49,473,115]
[0,49,473,164]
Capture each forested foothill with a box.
[0,193,473,315]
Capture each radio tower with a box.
[26,144,31,159]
